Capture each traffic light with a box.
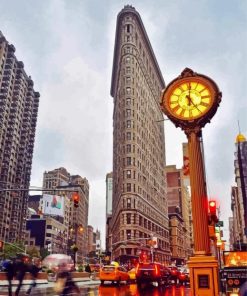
[139,251,148,262]
[0,240,4,252]
[209,200,218,223]
[72,193,79,208]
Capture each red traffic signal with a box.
[209,200,218,223]
[72,193,79,208]
[209,200,216,216]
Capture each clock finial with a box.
[180,68,195,78]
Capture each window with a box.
[127,183,131,192]
[127,213,131,224]
[126,87,131,94]
[126,144,131,153]
[127,132,131,140]
[126,67,131,74]
[126,120,131,128]
[126,57,130,64]
[127,198,131,209]
[126,98,131,105]
[127,157,131,165]
[126,170,131,178]
[126,230,131,239]
[126,109,131,117]
[126,77,131,83]
[126,24,130,33]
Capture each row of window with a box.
[123,229,169,250]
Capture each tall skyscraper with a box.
[0,31,40,242]
[110,5,170,263]
[231,133,247,249]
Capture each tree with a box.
[26,246,40,258]
[40,248,50,260]
[3,241,25,259]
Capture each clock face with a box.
[168,81,212,120]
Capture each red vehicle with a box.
[178,267,190,285]
[136,262,170,287]
[168,266,181,285]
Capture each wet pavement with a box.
[0,283,191,295]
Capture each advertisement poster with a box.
[42,194,64,217]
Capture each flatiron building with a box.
[110,6,170,263]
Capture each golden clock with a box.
[160,68,221,125]
[168,80,212,120]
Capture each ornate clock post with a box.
[160,68,222,295]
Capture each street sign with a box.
[152,236,158,248]
[216,221,224,227]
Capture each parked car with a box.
[178,267,190,285]
[99,265,130,285]
[136,262,170,287]
[168,266,181,285]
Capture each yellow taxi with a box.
[99,265,130,285]
[128,267,136,282]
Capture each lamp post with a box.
[160,68,222,295]
[70,223,83,267]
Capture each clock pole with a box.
[160,68,222,295]
[186,129,210,254]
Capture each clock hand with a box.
[186,96,201,113]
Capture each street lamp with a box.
[69,223,84,267]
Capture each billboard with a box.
[42,194,64,217]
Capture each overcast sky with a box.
[1,0,246,246]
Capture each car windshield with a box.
[102,266,115,272]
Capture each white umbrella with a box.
[42,254,74,272]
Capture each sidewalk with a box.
[0,277,100,286]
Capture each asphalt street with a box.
[0,282,191,296]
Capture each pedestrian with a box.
[85,263,91,273]
[15,256,28,296]
[4,259,15,296]
[26,258,42,295]
[54,271,80,295]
